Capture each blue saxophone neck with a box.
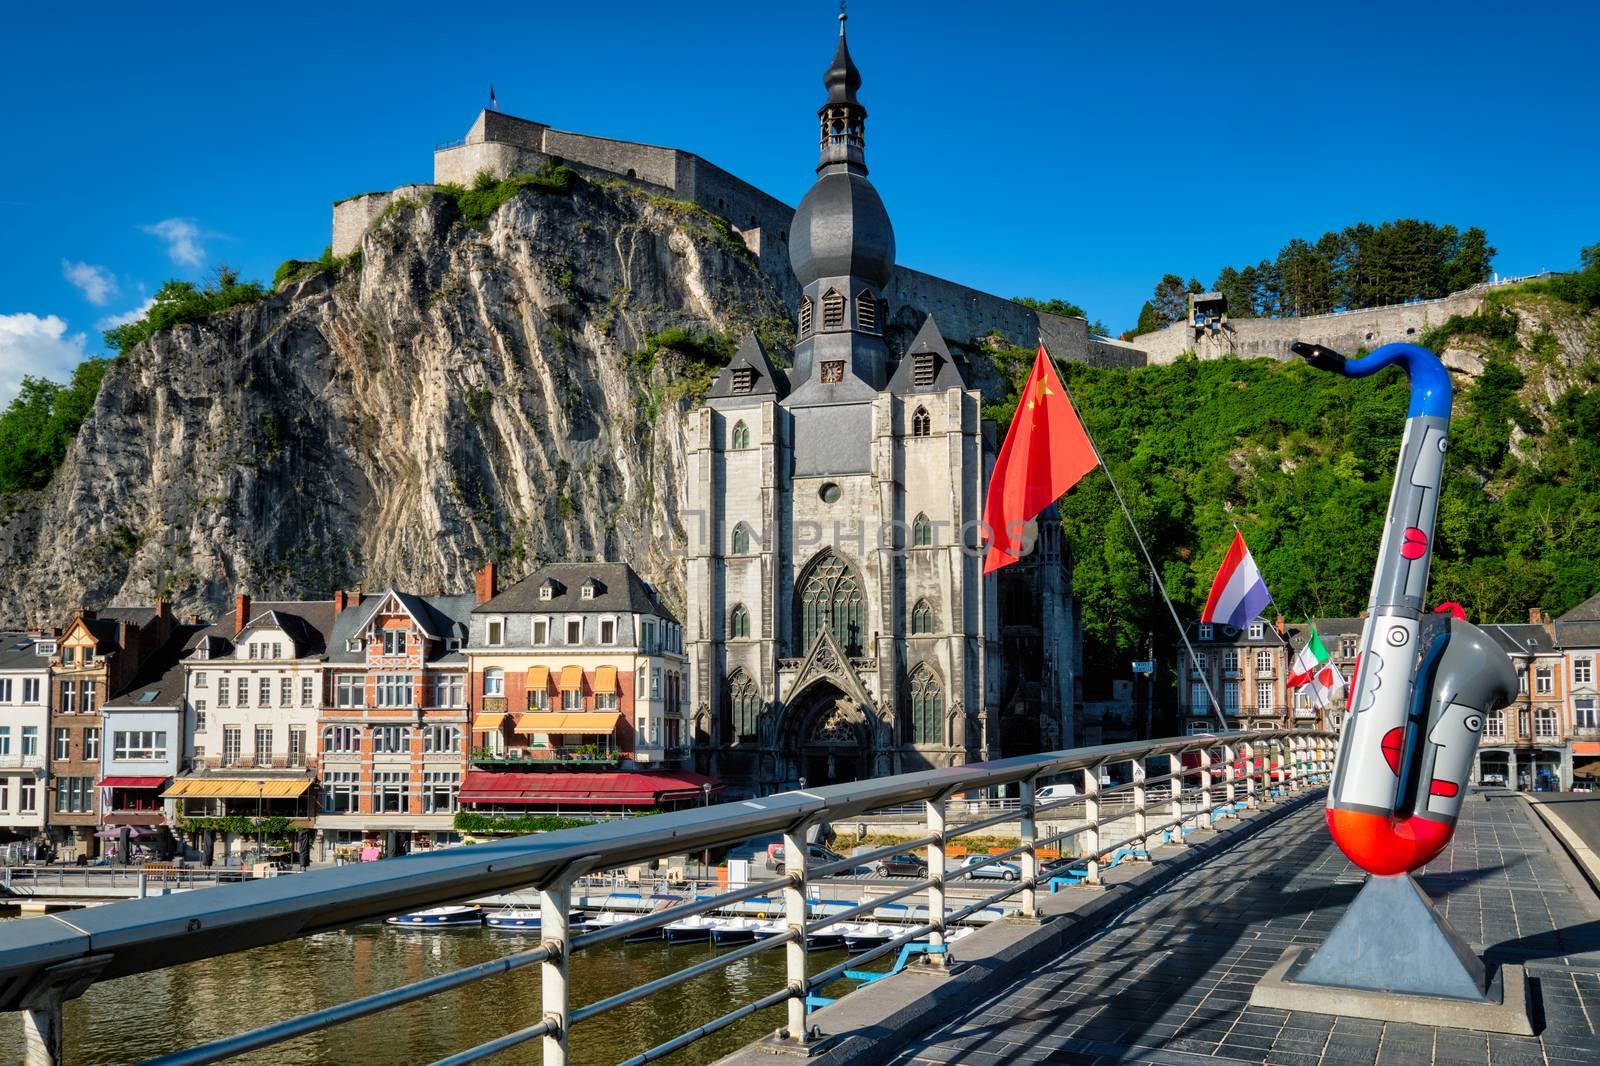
[1291,341,1452,419]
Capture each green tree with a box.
[1013,296,1109,337]
[104,266,267,354]
[0,358,110,493]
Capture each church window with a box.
[912,513,933,547]
[731,367,755,393]
[912,599,934,634]
[731,420,750,449]
[821,289,845,330]
[730,604,750,639]
[818,482,841,504]
[910,664,943,745]
[799,296,814,337]
[798,550,865,656]
[729,671,760,743]
[820,361,844,384]
[856,290,877,331]
[731,524,751,555]
[911,406,931,437]
[912,353,936,387]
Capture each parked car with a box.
[1037,783,1079,802]
[766,843,846,868]
[959,854,1019,881]
[875,854,929,878]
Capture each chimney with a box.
[79,606,97,622]
[234,593,251,636]
[155,597,172,620]
[1274,615,1286,636]
[334,590,348,615]
[1527,607,1550,626]
[475,562,499,605]
[351,588,363,608]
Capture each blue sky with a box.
[3,1,1597,400]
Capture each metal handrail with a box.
[0,728,1332,1066]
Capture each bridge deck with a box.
[884,793,1600,1066]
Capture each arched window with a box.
[911,406,931,437]
[731,523,750,555]
[911,599,934,635]
[730,604,750,639]
[729,671,760,743]
[856,290,878,331]
[798,550,865,655]
[798,296,813,337]
[483,668,505,697]
[821,288,845,330]
[912,513,933,547]
[910,664,943,745]
[731,420,750,450]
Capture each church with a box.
[685,12,1078,795]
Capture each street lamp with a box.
[700,782,712,872]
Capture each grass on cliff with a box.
[103,266,268,354]
[628,327,738,421]
[273,245,362,290]
[437,161,579,229]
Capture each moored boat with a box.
[585,910,662,943]
[710,916,766,945]
[663,915,717,943]
[484,907,595,932]
[385,905,484,928]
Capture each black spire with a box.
[817,3,866,173]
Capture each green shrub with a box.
[435,159,579,229]
[103,266,268,353]
[452,811,591,835]
[273,246,361,290]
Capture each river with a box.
[0,915,892,1065]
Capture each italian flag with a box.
[1289,623,1346,703]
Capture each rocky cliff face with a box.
[0,179,790,624]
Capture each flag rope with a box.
[1046,344,1229,732]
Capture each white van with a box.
[1037,783,1079,801]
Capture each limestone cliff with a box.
[0,179,790,624]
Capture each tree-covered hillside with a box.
[984,264,1600,689]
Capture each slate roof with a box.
[187,600,338,662]
[104,623,209,710]
[1486,622,1559,657]
[1555,591,1600,649]
[706,335,789,400]
[887,316,967,394]
[476,562,677,623]
[324,591,475,665]
[0,633,49,673]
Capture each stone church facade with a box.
[685,14,1078,795]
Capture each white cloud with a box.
[143,218,206,268]
[0,313,93,403]
[61,260,119,306]
[97,296,156,331]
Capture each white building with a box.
[0,633,51,848]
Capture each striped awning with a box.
[558,666,585,691]
[527,665,550,690]
[593,665,618,694]
[164,777,313,799]
[472,712,507,731]
[513,712,622,735]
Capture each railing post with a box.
[1168,753,1185,844]
[1131,757,1147,852]
[1082,765,1101,886]
[924,796,948,964]
[1200,745,1215,829]
[1019,775,1038,918]
[540,880,571,1066]
[1222,743,1237,814]
[1272,738,1287,795]
[783,827,813,1040]
[22,989,64,1066]
[1242,741,1258,809]
[1289,736,1303,791]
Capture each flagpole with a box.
[1045,344,1229,733]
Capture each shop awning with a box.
[513,712,622,735]
[97,776,168,789]
[559,666,585,691]
[458,770,723,806]
[472,712,507,730]
[527,666,550,689]
[164,777,314,799]
[593,666,618,694]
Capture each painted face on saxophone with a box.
[1294,342,1517,876]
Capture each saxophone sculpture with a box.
[1294,341,1518,876]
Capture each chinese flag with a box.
[983,344,1099,573]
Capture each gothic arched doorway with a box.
[781,681,870,788]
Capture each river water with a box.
[0,917,890,1065]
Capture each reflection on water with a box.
[0,916,885,1065]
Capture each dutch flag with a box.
[1201,530,1272,630]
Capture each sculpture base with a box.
[1248,873,1534,1034]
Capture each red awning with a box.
[97,776,168,789]
[459,770,724,807]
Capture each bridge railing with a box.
[0,729,1333,1066]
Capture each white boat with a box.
[385,905,484,928]
[484,907,594,932]
[841,922,899,953]
[586,911,661,943]
[710,916,768,946]
[663,915,718,943]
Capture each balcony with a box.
[470,745,621,768]
[200,755,308,771]
[0,753,45,770]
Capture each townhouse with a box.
[1479,615,1569,790]
[1176,618,1303,734]
[167,596,336,861]
[1553,593,1600,788]
[46,604,176,859]
[0,632,51,853]
[315,587,473,859]
[463,562,712,816]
